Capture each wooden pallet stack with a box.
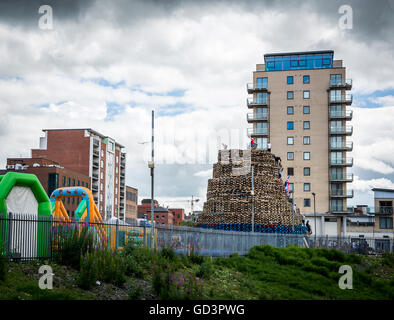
[198,148,303,227]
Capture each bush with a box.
[188,253,204,265]
[77,252,99,289]
[123,255,145,278]
[196,260,213,279]
[160,248,178,262]
[128,283,143,300]
[55,222,95,270]
[382,253,394,266]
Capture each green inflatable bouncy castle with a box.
[0,172,52,259]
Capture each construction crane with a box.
[164,196,200,216]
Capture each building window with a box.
[116,167,118,174]
[304,167,311,176]
[304,199,311,207]
[68,198,70,204]
[100,183,103,191]
[380,217,393,229]
[116,177,118,184]
[115,188,118,195]
[287,152,294,160]
[101,160,104,168]
[304,183,311,192]
[257,77,268,89]
[81,181,84,187]
[287,91,294,99]
[101,149,104,157]
[101,172,104,179]
[303,121,310,130]
[287,167,294,176]
[287,137,294,145]
[304,152,311,160]
[100,194,103,202]
[68,178,71,186]
[72,179,75,186]
[48,173,59,196]
[289,183,294,192]
[62,176,66,186]
[303,75,310,84]
[330,74,342,86]
[116,156,119,163]
[287,106,294,115]
[303,136,310,145]
[287,76,294,84]
[303,106,310,114]
[303,90,310,99]
[287,121,294,130]
[77,180,80,186]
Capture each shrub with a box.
[196,260,213,279]
[128,282,143,300]
[188,253,204,265]
[77,251,99,290]
[382,253,394,266]
[123,255,145,278]
[152,265,203,300]
[160,248,178,262]
[55,222,95,270]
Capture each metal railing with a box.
[329,126,353,134]
[247,113,268,121]
[329,94,353,104]
[246,83,268,91]
[329,110,353,119]
[330,173,354,182]
[0,213,392,262]
[247,97,268,107]
[330,157,353,166]
[330,141,353,151]
[247,127,268,136]
[330,189,354,198]
[330,79,352,87]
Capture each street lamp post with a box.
[312,192,316,243]
[148,110,155,248]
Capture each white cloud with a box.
[194,169,212,178]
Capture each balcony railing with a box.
[93,139,100,147]
[329,110,353,120]
[247,97,268,107]
[92,185,98,192]
[330,79,352,88]
[92,161,99,168]
[247,83,268,93]
[247,127,268,137]
[330,141,353,151]
[93,150,100,157]
[330,158,353,166]
[330,189,354,198]
[329,94,353,104]
[247,113,268,122]
[92,173,99,180]
[330,173,354,182]
[329,126,353,135]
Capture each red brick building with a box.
[125,186,138,224]
[5,157,90,217]
[169,208,185,226]
[31,129,126,221]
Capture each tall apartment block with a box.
[247,50,353,215]
[31,129,127,220]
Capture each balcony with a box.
[247,113,268,122]
[92,185,98,192]
[247,127,268,137]
[247,83,268,94]
[329,126,353,135]
[329,94,353,105]
[329,109,353,120]
[120,181,125,188]
[92,173,99,180]
[330,141,353,151]
[330,79,352,89]
[93,150,100,157]
[247,97,268,108]
[331,208,348,214]
[330,158,353,166]
[120,162,125,169]
[92,161,99,169]
[330,173,354,182]
[330,189,354,198]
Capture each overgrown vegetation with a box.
[1,239,393,300]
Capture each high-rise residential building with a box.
[125,186,138,224]
[31,129,126,220]
[246,50,353,216]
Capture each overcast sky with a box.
[0,0,394,212]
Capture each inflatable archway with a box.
[0,172,51,258]
[50,187,106,241]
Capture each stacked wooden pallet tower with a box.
[197,148,307,234]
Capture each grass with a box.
[0,245,393,300]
